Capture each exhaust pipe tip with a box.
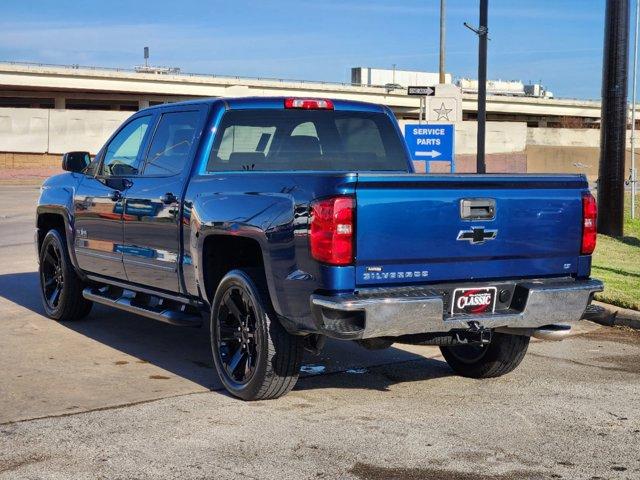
[531,324,572,341]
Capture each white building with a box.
[351,67,452,88]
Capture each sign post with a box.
[404,124,455,173]
[408,87,436,125]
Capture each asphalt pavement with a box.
[0,184,639,479]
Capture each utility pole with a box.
[477,0,488,174]
[464,1,489,173]
[598,0,630,236]
[631,0,638,219]
[439,0,446,84]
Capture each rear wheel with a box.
[210,269,304,400]
[39,229,92,321]
[440,332,530,378]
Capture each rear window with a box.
[206,109,408,172]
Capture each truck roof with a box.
[140,96,387,114]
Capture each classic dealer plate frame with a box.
[451,286,498,315]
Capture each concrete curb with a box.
[592,301,640,330]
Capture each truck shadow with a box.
[619,236,640,247]
[0,271,452,394]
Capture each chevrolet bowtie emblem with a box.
[457,227,497,245]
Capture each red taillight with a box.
[284,98,334,110]
[310,196,354,265]
[581,193,597,255]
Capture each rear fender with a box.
[190,192,296,316]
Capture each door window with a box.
[142,111,201,176]
[101,116,152,177]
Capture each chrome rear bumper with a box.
[310,278,603,340]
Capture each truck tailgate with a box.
[354,174,588,286]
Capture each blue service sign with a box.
[404,124,454,162]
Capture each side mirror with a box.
[62,151,91,173]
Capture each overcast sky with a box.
[0,0,611,99]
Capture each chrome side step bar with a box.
[82,287,203,327]
[85,273,204,308]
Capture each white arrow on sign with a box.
[407,86,435,96]
[415,150,441,158]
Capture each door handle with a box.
[160,192,177,205]
[460,198,496,220]
[108,190,122,202]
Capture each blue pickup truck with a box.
[36,97,603,400]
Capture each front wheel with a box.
[440,332,530,378]
[210,269,304,400]
[39,229,92,321]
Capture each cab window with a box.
[142,110,201,176]
[101,116,152,176]
[206,110,407,172]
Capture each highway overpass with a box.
[0,62,603,127]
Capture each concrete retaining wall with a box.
[0,107,633,178]
[527,127,600,148]
[0,109,49,153]
[526,127,636,180]
[456,122,528,155]
[0,108,130,156]
[4,109,531,173]
[49,110,130,154]
[528,126,637,148]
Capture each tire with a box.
[440,332,530,379]
[39,229,93,321]
[210,269,304,400]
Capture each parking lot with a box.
[0,185,638,479]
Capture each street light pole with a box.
[476,0,488,174]
[439,0,446,84]
[632,0,639,219]
[598,0,630,236]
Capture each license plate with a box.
[451,287,497,315]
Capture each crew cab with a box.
[36,97,603,400]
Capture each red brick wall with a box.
[0,152,62,170]
[413,152,527,174]
[0,153,62,182]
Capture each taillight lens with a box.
[310,196,354,265]
[581,193,597,255]
[284,98,334,110]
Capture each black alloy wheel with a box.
[41,239,65,311]
[210,269,304,400]
[217,285,261,385]
[38,229,92,321]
